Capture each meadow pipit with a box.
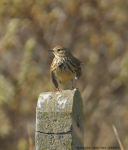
[48,45,82,91]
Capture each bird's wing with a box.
[51,71,58,88]
[72,55,82,66]
[71,56,82,79]
[75,65,82,79]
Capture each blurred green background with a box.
[0,0,128,149]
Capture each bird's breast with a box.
[54,58,77,82]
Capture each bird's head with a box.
[48,45,70,57]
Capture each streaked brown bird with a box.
[48,45,82,91]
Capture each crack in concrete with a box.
[36,130,71,135]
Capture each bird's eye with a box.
[57,49,61,51]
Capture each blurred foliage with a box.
[0,0,128,149]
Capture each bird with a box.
[48,45,82,91]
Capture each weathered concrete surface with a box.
[36,89,84,150]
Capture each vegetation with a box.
[0,0,128,149]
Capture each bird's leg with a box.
[71,79,74,90]
[57,81,61,91]
[67,80,74,90]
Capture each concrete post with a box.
[35,89,84,150]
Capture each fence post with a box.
[35,89,84,150]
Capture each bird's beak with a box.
[48,49,53,52]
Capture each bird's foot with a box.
[67,87,74,90]
[67,87,79,90]
[56,88,64,91]
[56,88,60,91]
[71,87,74,90]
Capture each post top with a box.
[37,88,81,112]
